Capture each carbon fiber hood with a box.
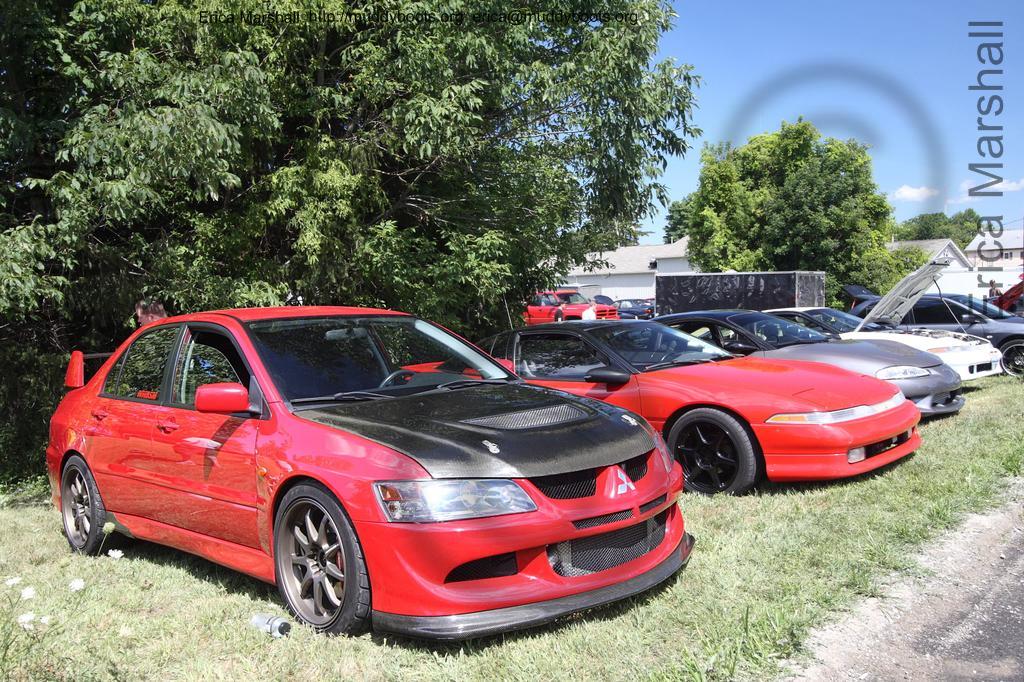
[298,383,654,478]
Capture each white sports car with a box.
[768,306,1004,381]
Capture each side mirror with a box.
[64,350,85,389]
[584,366,631,385]
[195,382,251,414]
[495,358,516,373]
[722,339,758,355]
[960,313,981,325]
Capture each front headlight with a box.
[875,365,930,380]
[925,347,955,354]
[767,390,906,425]
[374,479,537,523]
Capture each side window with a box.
[531,295,543,306]
[108,326,180,401]
[172,329,249,406]
[912,300,957,324]
[480,331,511,359]
[517,334,609,379]
[102,353,128,396]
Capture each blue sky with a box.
[641,0,1024,243]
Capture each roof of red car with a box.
[163,306,408,323]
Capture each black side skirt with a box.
[372,532,695,641]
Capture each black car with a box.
[615,299,656,320]
[850,293,1024,353]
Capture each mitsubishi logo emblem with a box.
[613,467,636,496]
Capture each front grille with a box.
[530,452,653,500]
[549,510,668,577]
[933,388,962,407]
[531,468,598,499]
[573,509,633,530]
[445,553,518,583]
[620,453,648,483]
[462,403,586,430]
[865,429,913,458]
[639,493,667,514]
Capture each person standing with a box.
[581,302,598,320]
[989,279,1003,298]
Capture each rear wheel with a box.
[274,483,371,635]
[667,408,759,495]
[60,455,107,554]
[1000,340,1024,378]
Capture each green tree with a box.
[667,120,924,302]
[0,0,699,480]
[895,209,981,249]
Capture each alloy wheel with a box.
[279,500,346,626]
[676,421,739,493]
[1002,341,1024,378]
[62,467,92,547]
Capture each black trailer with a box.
[655,271,825,314]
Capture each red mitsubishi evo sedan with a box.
[47,307,690,639]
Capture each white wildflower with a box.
[107,549,124,559]
[39,615,52,625]
[20,586,35,600]
[69,578,85,592]
[4,576,21,586]
[17,612,35,630]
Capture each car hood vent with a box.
[461,404,586,430]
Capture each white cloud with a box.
[891,185,940,202]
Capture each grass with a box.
[1,376,1022,681]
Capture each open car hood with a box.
[298,382,654,479]
[856,259,950,331]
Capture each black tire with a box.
[1000,339,1024,377]
[60,455,107,554]
[273,482,371,635]
[667,408,759,495]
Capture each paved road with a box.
[791,482,1024,681]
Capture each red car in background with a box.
[524,290,619,325]
[479,320,921,494]
[47,307,690,639]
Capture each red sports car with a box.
[524,290,620,325]
[479,320,921,494]
[47,307,690,639]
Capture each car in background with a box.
[479,320,921,495]
[524,290,619,325]
[849,294,1024,374]
[615,299,656,320]
[655,310,964,416]
[767,306,1004,381]
[592,294,615,306]
[48,307,690,640]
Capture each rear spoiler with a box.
[65,351,114,389]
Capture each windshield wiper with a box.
[644,357,729,371]
[435,378,514,391]
[291,391,392,405]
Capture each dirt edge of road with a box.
[786,477,1024,681]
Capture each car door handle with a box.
[91,408,109,421]
[157,419,180,433]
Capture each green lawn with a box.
[2,376,1022,681]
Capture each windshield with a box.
[246,315,512,402]
[806,308,886,332]
[589,322,731,370]
[556,292,589,304]
[944,295,1013,319]
[728,312,829,347]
